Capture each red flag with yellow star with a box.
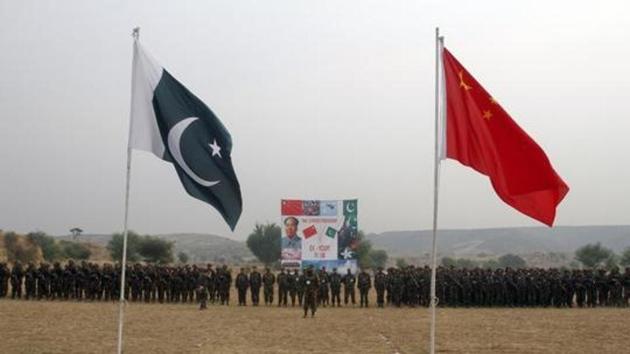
[441,48,569,226]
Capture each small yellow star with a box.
[458,70,472,91]
[482,110,493,120]
[490,96,498,104]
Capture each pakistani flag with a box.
[128,39,242,230]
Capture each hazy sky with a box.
[1,0,629,240]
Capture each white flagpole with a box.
[429,27,444,354]
[116,26,140,354]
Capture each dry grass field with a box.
[0,298,628,354]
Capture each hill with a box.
[58,233,254,263]
[366,225,630,259]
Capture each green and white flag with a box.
[128,39,242,230]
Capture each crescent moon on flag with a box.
[345,202,355,214]
[167,117,220,187]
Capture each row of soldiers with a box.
[1,261,629,308]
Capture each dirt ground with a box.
[0,298,628,354]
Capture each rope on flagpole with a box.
[429,26,444,354]
[116,26,140,354]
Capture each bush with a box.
[59,241,91,260]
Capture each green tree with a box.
[396,258,409,268]
[498,254,527,269]
[369,249,388,269]
[27,231,61,261]
[59,241,91,260]
[178,251,189,264]
[138,236,174,264]
[246,223,281,266]
[482,259,501,270]
[575,242,613,269]
[456,258,479,269]
[107,231,142,262]
[441,256,456,267]
[620,247,630,267]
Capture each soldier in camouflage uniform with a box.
[249,266,262,306]
[302,266,319,318]
[277,268,289,307]
[329,268,342,307]
[318,267,330,307]
[374,267,387,308]
[10,261,24,299]
[235,267,249,306]
[262,267,275,306]
[288,269,298,306]
[358,268,371,308]
[0,262,9,298]
[24,262,37,300]
[343,268,356,306]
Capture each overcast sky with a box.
[1,0,628,240]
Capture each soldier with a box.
[10,261,24,299]
[218,265,232,305]
[296,269,305,306]
[329,268,342,307]
[206,264,216,304]
[595,269,609,306]
[277,268,289,307]
[318,267,330,307]
[302,266,319,318]
[249,266,262,306]
[624,267,630,307]
[358,268,371,308]
[235,268,249,306]
[343,268,356,306]
[37,263,51,300]
[197,284,209,310]
[374,267,387,308]
[0,262,8,298]
[609,267,624,307]
[288,269,298,306]
[24,262,37,300]
[262,267,275,306]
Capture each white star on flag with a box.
[341,248,354,259]
[209,139,222,158]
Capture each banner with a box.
[280,199,358,272]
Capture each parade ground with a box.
[1,299,628,354]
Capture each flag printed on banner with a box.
[303,225,318,239]
[281,200,304,215]
[440,48,569,226]
[128,39,242,230]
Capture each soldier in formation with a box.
[1,261,629,310]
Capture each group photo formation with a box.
[2,1,630,353]
[2,261,630,310]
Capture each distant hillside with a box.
[366,225,630,259]
[58,233,254,263]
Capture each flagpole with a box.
[116,26,140,354]
[429,26,443,354]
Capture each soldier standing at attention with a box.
[374,267,387,308]
[249,266,262,306]
[329,268,342,307]
[297,269,305,306]
[318,267,330,307]
[0,262,9,298]
[263,267,275,306]
[287,269,298,306]
[302,266,320,318]
[343,268,356,306]
[24,262,37,300]
[235,267,249,306]
[11,261,24,299]
[358,268,372,308]
[277,268,289,307]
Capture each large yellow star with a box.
[482,110,493,120]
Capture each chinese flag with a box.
[442,48,569,226]
[303,225,317,239]
[281,200,303,216]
